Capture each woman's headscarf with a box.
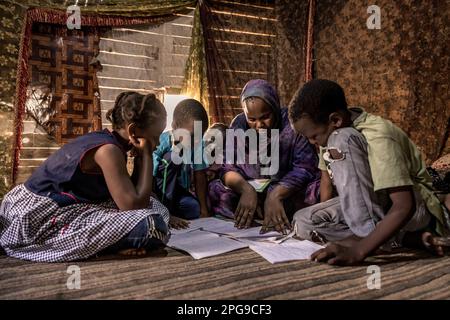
[240,79,282,129]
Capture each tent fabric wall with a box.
[181,4,209,116]
[198,0,313,124]
[10,0,197,17]
[199,0,278,124]
[275,0,311,107]
[314,0,450,163]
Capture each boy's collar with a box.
[349,107,367,127]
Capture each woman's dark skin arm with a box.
[222,171,258,227]
[311,186,416,265]
[194,169,210,218]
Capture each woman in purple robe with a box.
[208,79,321,233]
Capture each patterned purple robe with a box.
[208,79,320,219]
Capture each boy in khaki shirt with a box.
[289,79,450,265]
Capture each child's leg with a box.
[294,197,354,242]
[102,197,170,256]
[208,179,240,218]
[282,191,309,221]
[103,214,169,256]
[172,189,201,220]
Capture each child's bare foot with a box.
[421,232,450,256]
[118,248,147,256]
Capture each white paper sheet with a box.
[247,179,271,192]
[183,217,282,239]
[168,217,226,235]
[169,224,202,235]
[242,238,324,264]
[168,218,313,261]
[191,217,236,234]
[225,227,282,239]
[167,230,248,259]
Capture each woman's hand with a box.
[261,193,291,234]
[169,215,190,230]
[310,242,365,266]
[235,186,258,228]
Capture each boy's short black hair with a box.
[173,98,209,132]
[288,79,348,125]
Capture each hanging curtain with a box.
[198,0,277,124]
[181,3,209,116]
[274,0,311,106]
[21,0,196,17]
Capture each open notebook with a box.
[167,217,324,263]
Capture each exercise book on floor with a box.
[240,238,325,264]
[167,218,324,262]
[167,229,248,259]
[170,217,281,239]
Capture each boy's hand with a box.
[311,242,365,266]
[235,187,258,229]
[169,215,190,230]
[261,194,291,235]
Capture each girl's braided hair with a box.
[105,91,166,130]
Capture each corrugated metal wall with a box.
[97,9,194,130]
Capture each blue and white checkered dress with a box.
[0,184,170,262]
